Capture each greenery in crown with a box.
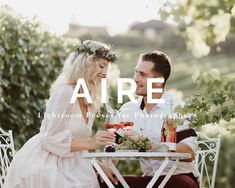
[75,43,118,62]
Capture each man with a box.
[99,51,199,188]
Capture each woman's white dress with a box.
[3,85,100,188]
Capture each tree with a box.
[160,0,235,57]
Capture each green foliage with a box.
[175,69,235,132]
[160,0,235,57]
[117,160,142,176]
[198,124,235,188]
[218,135,235,188]
[0,6,78,149]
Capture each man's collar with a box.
[140,98,145,110]
[139,92,168,110]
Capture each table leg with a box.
[108,160,130,188]
[91,158,115,188]
[146,158,169,188]
[158,159,179,188]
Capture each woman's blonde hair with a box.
[50,40,115,112]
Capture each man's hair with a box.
[140,50,171,84]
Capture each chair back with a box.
[195,132,221,188]
[0,128,15,187]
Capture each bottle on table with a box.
[161,119,176,152]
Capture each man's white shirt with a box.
[117,91,200,177]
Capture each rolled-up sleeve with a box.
[179,136,198,154]
[41,85,74,158]
[42,129,73,157]
[177,121,198,154]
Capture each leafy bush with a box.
[0,6,78,149]
[175,69,235,132]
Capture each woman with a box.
[3,40,117,188]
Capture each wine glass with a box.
[103,108,121,152]
[119,121,134,131]
[104,109,119,133]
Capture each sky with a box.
[0,0,165,35]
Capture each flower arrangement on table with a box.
[116,135,154,152]
[114,134,170,152]
[104,121,154,152]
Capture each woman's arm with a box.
[71,130,115,151]
[41,86,115,156]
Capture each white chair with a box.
[0,128,15,187]
[195,132,221,188]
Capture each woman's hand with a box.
[91,130,116,149]
[71,131,115,151]
[97,161,118,185]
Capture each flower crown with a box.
[75,43,118,62]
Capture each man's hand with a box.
[98,161,118,185]
[124,129,140,139]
